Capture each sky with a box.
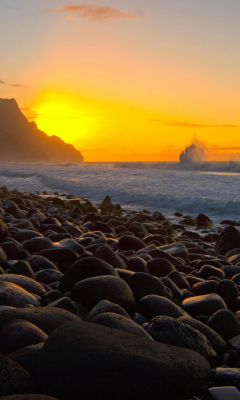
[1,0,240,161]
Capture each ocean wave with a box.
[114,161,240,174]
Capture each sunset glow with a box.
[1,0,240,161]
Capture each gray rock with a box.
[182,294,228,317]
[146,316,217,365]
[0,281,39,307]
[71,275,135,313]
[207,309,240,341]
[59,257,119,293]
[127,272,173,302]
[0,274,46,296]
[86,300,130,321]
[37,320,211,400]
[92,312,153,340]
[136,295,188,320]
[0,353,33,396]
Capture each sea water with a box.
[0,161,240,223]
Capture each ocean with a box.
[0,161,240,223]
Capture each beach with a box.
[0,185,240,399]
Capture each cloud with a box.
[151,120,240,128]
[53,4,143,22]
[9,84,28,88]
[0,80,5,84]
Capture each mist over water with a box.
[179,138,206,163]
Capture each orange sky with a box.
[1,0,240,161]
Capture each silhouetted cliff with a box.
[0,98,84,163]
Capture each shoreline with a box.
[0,186,240,399]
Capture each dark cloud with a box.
[151,120,240,128]
[9,84,28,88]
[53,4,143,22]
[0,80,5,84]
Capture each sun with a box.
[30,91,96,144]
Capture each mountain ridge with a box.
[0,98,84,163]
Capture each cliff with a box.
[0,98,84,163]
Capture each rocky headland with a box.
[0,99,84,163]
[0,187,240,399]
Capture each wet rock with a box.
[127,272,172,302]
[207,309,240,341]
[146,316,217,365]
[37,248,79,265]
[0,319,47,355]
[182,294,228,317]
[118,235,146,252]
[0,274,46,296]
[215,226,240,255]
[127,257,148,273]
[94,244,126,269]
[136,295,188,320]
[0,281,39,307]
[35,269,63,285]
[211,368,240,389]
[147,258,176,277]
[0,307,80,334]
[59,257,119,293]
[26,255,59,273]
[86,300,130,321]
[9,260,35,280]
[179,316,228,354]
[0,353,33,396]
[160,243,189,264]
[92,312,153,340]
[197,214,215,229]
[37,320,211,400]
[71,275,135,313]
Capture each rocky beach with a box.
[0,187,240,399]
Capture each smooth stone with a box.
[0,281,39,307]
[0,241,21,259]
[208,387,240,400]
[211,368,240,389]
[71,275,135,313]
[47,297,77,313]
[9,260,35,280]
[218,279,239,308]
[167,270,191,290]
[128,221,148,236]
[37,248,79,265]
[147,258,176,277]
[0,307,80,334]
[37,320,211,400]
[147,249,182,266]
[35,269,63,284]
[161,277,183,301]
[179,316,228,354]
[0,353,33,396]
[92,312,153,340]
[9,343,44,378]
[0,217,8,238]
[215,226,240,255]
[0,274,46,296]
[229,335,240,354]
[0,319,47,355]
[192,280,219,296]
[136,295,188,320]
[59,257,119,293]
[127,272,173,302]
[146,316,217,365]
[30,237,53,251]
[86,300,130,321]
[197,213,214,229]
[182,294,228,317]
[207,310,240,341]
[118,235,146,251]
[0,247,7,263]
[26,255,59,273]
[222,265,240,279]
[16,230,43,243]
[197,265,226,280]
[58,238,85,255]
[127,257,148,273]
[159,243,189,263]
[94,244,127,269]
